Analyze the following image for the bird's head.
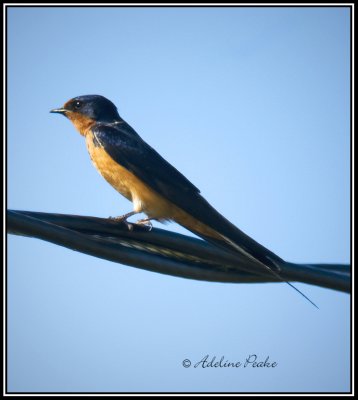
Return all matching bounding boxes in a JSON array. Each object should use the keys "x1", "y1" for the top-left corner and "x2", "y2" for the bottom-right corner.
[{"x1": 51, "y1": 95, "x2": 121, "y2": 135}]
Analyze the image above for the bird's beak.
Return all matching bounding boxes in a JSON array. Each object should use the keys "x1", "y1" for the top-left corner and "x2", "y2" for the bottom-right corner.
[{"x1": 50, "y1": 107, "x2": 67, "y2": 115}]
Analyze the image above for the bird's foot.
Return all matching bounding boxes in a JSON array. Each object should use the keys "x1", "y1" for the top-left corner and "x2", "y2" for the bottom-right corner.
[
  {"x1": 108, "y1": 211, "x2": 138, "y2": 231},
  {"x1": 135, "y1": 218, "x2": 153, "y2": 231}
]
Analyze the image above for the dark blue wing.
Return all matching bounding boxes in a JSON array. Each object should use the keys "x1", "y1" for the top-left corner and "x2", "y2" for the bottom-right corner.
[{"x1": 92, "y1": 122, "x2": 200, "y2": 198}]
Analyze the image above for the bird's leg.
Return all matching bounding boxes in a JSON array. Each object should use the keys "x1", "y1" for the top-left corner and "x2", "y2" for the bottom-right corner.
[
  {"x1": 109, "y1": 211, "x2": 139, "y2": 231},
  {"x1": 109, "y1": 210, "x2": 138, "y2": 221}
]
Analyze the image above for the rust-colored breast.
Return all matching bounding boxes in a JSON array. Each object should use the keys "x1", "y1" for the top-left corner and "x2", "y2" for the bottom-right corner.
[{"x1": 85, "y1": 132, "x2": 171, "y2": 216}]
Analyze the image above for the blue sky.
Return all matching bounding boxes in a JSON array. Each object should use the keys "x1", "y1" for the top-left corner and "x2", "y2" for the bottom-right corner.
[{"x1": 7, "y1": 6, "x2": 350, "y2": 393}]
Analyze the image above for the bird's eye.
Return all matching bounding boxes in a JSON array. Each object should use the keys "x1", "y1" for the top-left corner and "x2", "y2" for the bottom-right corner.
[{"x1": 74, "y1": 101, "x2": 82, "y2": 109}]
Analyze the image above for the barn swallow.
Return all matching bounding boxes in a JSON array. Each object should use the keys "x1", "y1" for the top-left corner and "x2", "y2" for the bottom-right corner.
[{"x1": 51, "y1": 95, "x2": 317, "y2": 307}]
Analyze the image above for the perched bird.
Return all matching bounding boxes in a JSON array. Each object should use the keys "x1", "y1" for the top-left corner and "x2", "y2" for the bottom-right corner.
[{"x1": 51, "y1": 94, "x2": 316, "y2": 306}]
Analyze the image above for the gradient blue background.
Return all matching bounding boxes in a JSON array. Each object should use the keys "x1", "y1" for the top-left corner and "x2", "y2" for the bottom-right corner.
[{"x1": 7, "y1": 6, "x2": 350, "y2": 393}]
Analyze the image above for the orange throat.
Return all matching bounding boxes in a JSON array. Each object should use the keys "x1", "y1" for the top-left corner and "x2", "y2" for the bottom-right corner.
[{"x1": 66, "y1": 111, "x2": 96, "y2": 136}]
